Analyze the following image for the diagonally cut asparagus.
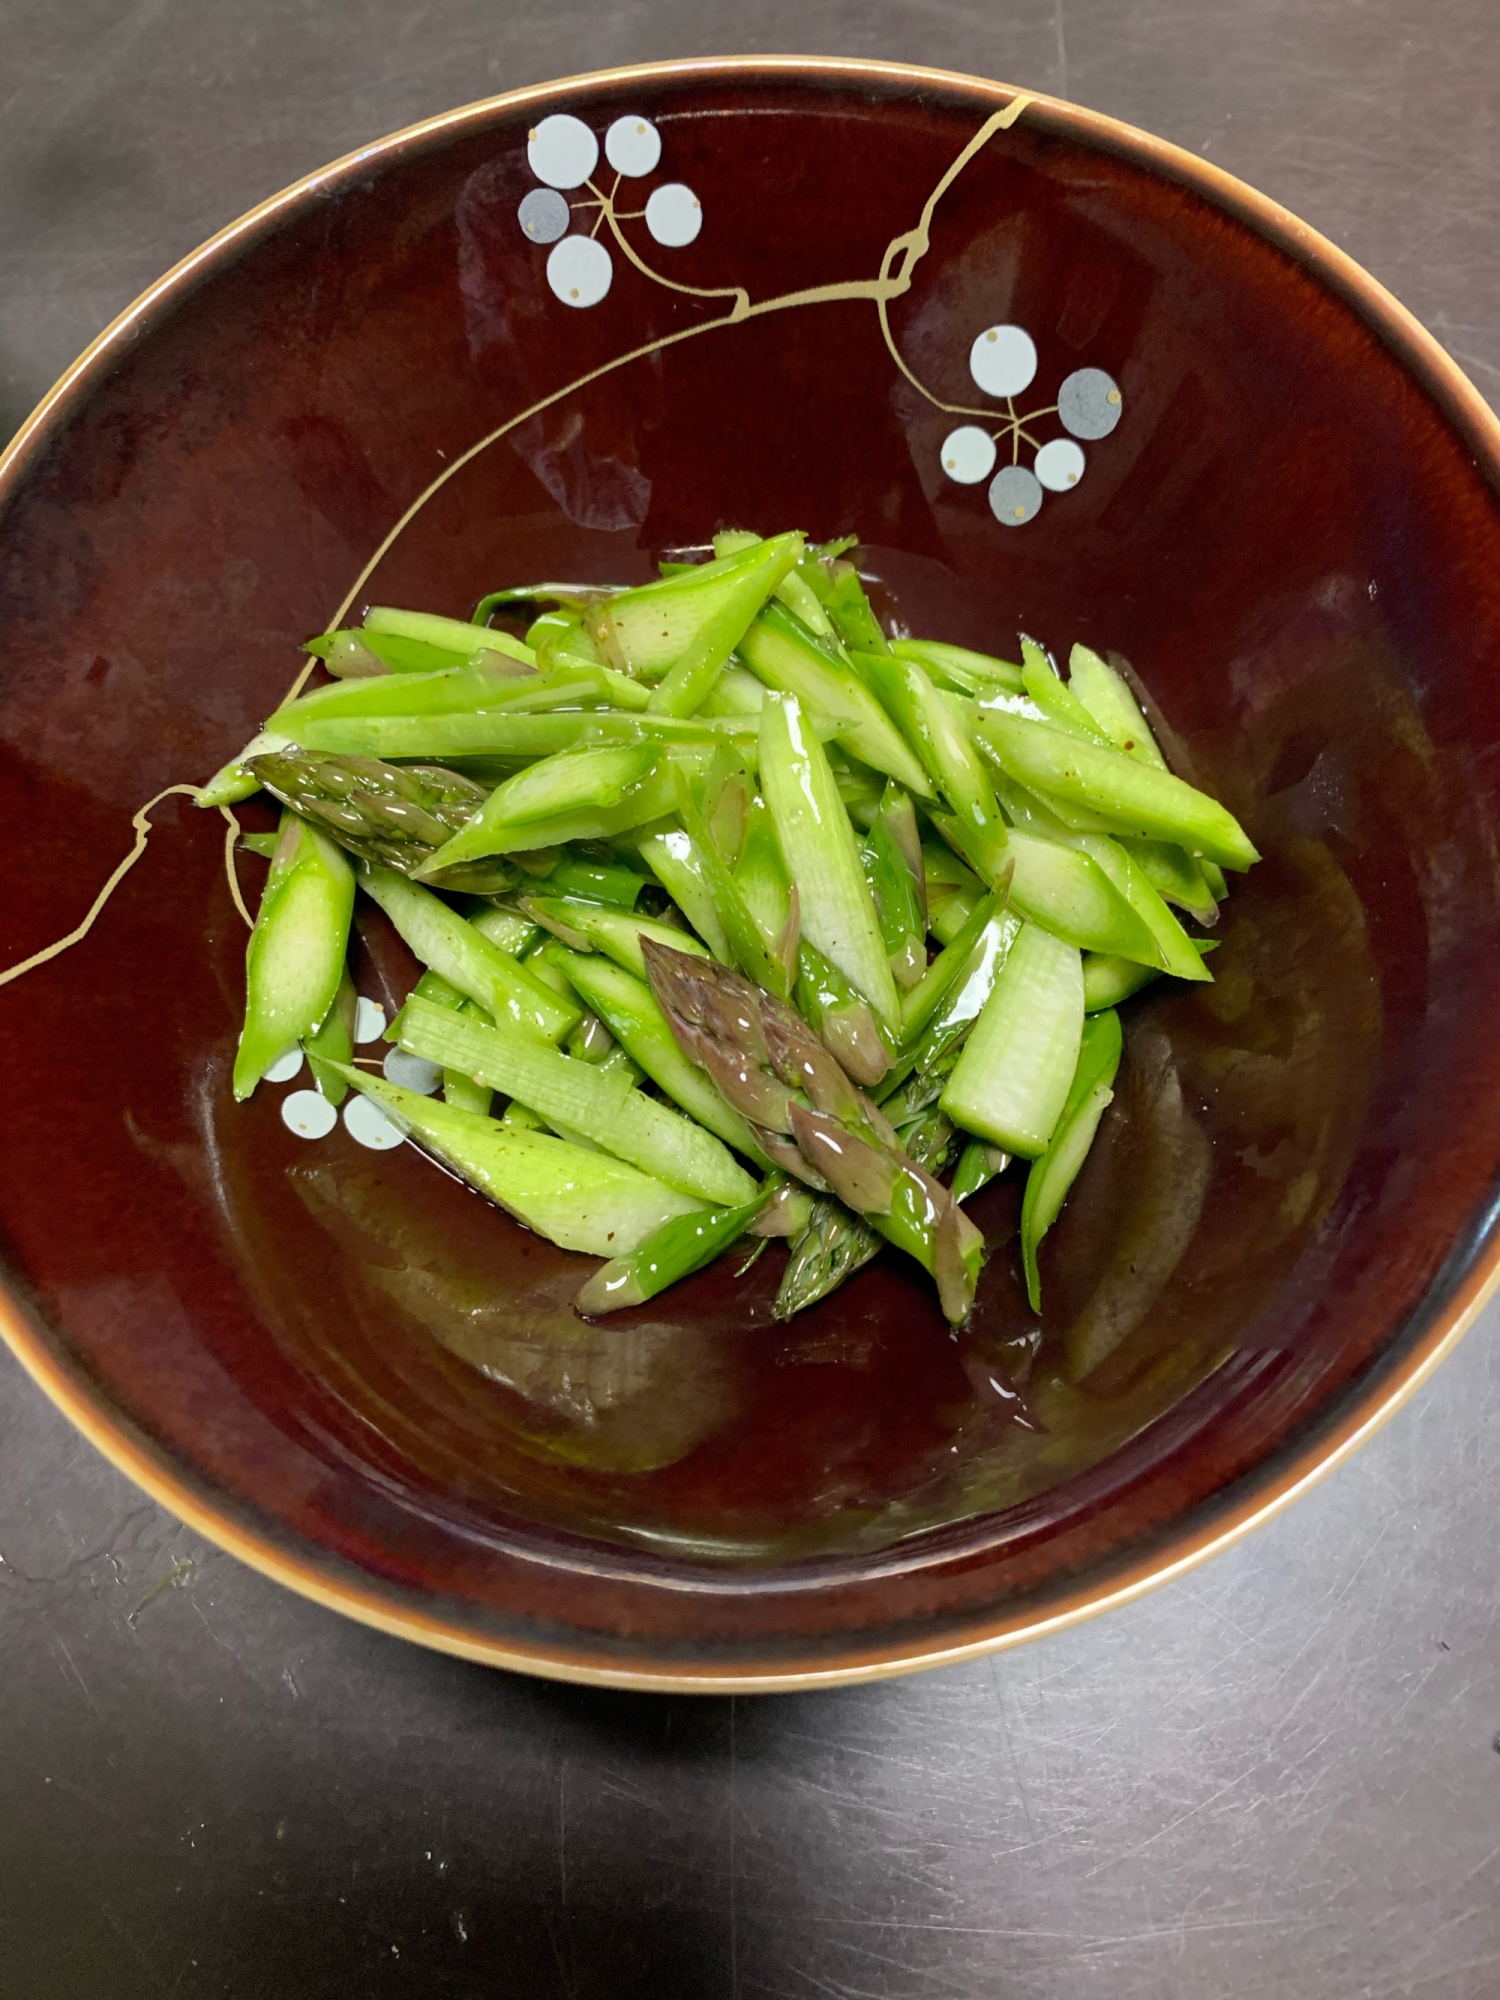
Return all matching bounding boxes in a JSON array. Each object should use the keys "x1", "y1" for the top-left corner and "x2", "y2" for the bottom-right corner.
[
  {"x1": 329, "y1": 1065, "x2": 704, "y2": 1255},
  {"x1": 247, "y1": 749, "x2": 518, "y2": 892},
  {"x1": 640, "y1": 939, "x2": 983, "y2": 1321},
  {"x1": 775, "y1": 1103, "x2": 959, "y2": 1319}
]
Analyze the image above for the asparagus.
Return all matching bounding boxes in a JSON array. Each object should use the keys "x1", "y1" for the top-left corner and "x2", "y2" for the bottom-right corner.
[
  {"x1": 775, "y1": 1103, "x2": 959, "y2": 1318},
  {"x1": 247, "y1": 749, "x2": 518, "y2": 893},
  {"x1": 576, "y1": 1185, "x2": 776, "y2": 1314},
  {"x1": 975, "y1": 710, "x2": 1260, "y2": 872},
  {"x1": 396, "y1": 994, "x2": 759, "y2": 1206},
  {"x1": 304, "y1": 965, "x2": 358, "y2": 1107},
  {"x1": 329, "y1": 1065, "x2": 705, "y2": 1255},
  {"x1": 1020, "y1": 1008, "x2": 1123, "y2": 1309},
  {"x1": 233, "y1": 813, "x2": 354, "y2": 1100},
  {"x1": 640, "y1": 940, "x2": 983, "y2": 1321},
  {"x1": 759, "y1": 691, "x2": 900, "y2": 1035},
  {"x1": 359, "y1": 862, "x2": 580, "y2": 1044}
]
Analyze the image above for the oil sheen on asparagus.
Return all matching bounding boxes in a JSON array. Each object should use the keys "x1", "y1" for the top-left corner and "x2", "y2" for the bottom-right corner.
[{"x1": 206, "y1": 530, "x2": 1255, "y2": 1325}]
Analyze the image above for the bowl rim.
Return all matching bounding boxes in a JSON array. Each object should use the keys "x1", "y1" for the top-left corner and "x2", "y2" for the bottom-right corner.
[{"x1": 4, "y1": 53, "x2": 1499, "y2": 1694}]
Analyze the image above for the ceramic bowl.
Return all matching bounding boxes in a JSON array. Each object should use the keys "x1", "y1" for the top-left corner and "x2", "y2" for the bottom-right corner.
[{"x1": 4, "y1": 58, "x2": 1500, "y2": 1691}]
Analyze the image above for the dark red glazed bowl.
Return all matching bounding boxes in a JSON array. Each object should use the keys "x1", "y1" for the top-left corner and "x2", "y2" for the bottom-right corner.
[{"x1": 4, "y1": 58, "x2": 1500, "y2": 1690}]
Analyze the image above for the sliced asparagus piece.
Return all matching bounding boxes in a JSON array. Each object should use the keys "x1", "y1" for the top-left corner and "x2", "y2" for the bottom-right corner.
[
  {"x1": 585, "y1": 536, "x2": 801, "y2": 681},
  {"x1": 364, "y1": 605, "x2": 536, "y2": 668},
  {"x1": 950, "y1": 1140, "x2": 1010, "y2": 1204},
  {"x1": 891, "y1": 637, "x2": 1025, "y2": 694},
  {"x1": 940, "y1": 921, "x2": 1084, "y2": 1157},
  {"x1": 759, "y1": 692, "x2": 900, "y2": 1035},
  {"x1": 266, "y1": 656, "x2": 547, "y2": 735},
  {"x1": 641, "y1": 940, "x2": 983, "y2": 1320},
  {"x1": 415, "y1": 742, "x2": 659, "y2": 876},
  {"x1": 284, "y1": 710, "x2": 751, "y2": 761},
  {"x1": 774, "y1": 1103, "x2": 958, "y2": 1318},
  {"x1": 397, "y1": 995, "x2": 759, "y2": 1207},
  {"x1": 360, "y1": 862, "x2": 579, "y2": 1043},
  {"x1": 794, "y1": 940, "x2": 891, "y2": 1088},
  {"x1": 976, "y1": 711, "x2": 1259, "y2": 872},
  {"x1": 233, "y1": 813, "x2": 355, "y2": 1100},
  {"x1": 735, "y1": 603, "x2": 933, "y2": 797},
  {"x1": 638, "y1": 829, "x2": 732, "y2": 961},
  {"x1": 1018, "y1": 636, "x2": 1114, "y2": 743},
  {"x1": 933, "y1": 811, "x2": 1165, "y2": 965},
  {"x1": 247, "y1": 749, "x2": 518, "y2": 893},
  {"x1": 304, "y1": 965, "x2": 357, "y2": 1106},
  {"x1": 1020, "y1": 1008, "x2": 1123, "y2": 1309},
  {"x1": 858, "y1": 650, "x2": 1006, "y2": 845},
  {"x1": 647, "y1": 532, "x2": 804, "y2": 716},
  {"x1": 520, "y1": 895, "x2": 713, "y2": 981},
  {"x1": 576, "y1": 1185, "x2": 776, "y2": 1313},
  {"x1": 329, "y1": 1065, "x2": 703, "y2": 1255},
  {"x1": 878, "y1": 908, "x2": 1022, "y2": 1120},
  {"x1": 550, "y1": 948, "x2": 769, "y2": 1163}
]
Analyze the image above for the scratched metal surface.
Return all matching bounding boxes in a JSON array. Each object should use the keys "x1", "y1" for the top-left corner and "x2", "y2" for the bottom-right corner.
[{"x1": 3, "y1": 5, "x2": 1500, "y2": 1996}]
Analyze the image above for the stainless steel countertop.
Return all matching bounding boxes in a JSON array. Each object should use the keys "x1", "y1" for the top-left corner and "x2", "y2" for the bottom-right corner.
[{"x1": 3, "y1": 6, "x2": 1498, "y2": 1995}]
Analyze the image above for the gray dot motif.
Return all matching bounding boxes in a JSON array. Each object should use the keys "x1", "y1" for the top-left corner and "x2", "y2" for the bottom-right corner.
[
  {"x1": 1058, "y1": 367, "x2": 1124, "y2": 440},
  {"x1": 989, "y1": 465, "x2": 1043, "y2": 526},
  {"x1": 518, "y1": 187, "x2": 570, "y2": 245}
]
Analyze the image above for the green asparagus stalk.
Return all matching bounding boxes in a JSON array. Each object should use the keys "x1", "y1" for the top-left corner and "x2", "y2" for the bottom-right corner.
[
  {"x1": 265, "y1": 656, "x2": 547, "y2": 737},
  {"x1": 975, "y1": 711, "x2": 1260, "y2": 871},
  {"x1": 466, "y1": 904, "x2": 541, "y2": 957},
  {"x1": 304, "y1": 965, "x2": 358, "y2": 1106},
  {"x1": 328, "y1": 1065, "x2": 704, "y2": 1255},
  {"x1": 673, "y1": 773, "x2": 795, "y2": 997},
  {"x1": 861, "y1": 786, "x2": 927, "y2": 991},
  {"x1": 735, "y1": 603, "x2": 933, "y2": 797},
  {"x1": 933, "y1": 811, "x2": 1164, "y2": 965},
  {"x1": 363, "y1": 604, "x2": 536, "y2": 668},
  {"x1": 282, "y1": 710, "x2": 754, "y2": 762},
  {"x1": 898, "y1": 890, "x2": 1000, "y2": 1044},
  {"x1": 646, "y1": 532, "x2": 804, "y2": 716},
  {"x1": 878, "y1": 908, "x2": 1022, "y2": 1120},
  {"x1": 549, "y1": 948, "x2": 769, "y2": 1163},
  {"x1": 246, "y1": 749, "x2": 519, "y2": 892},
  {"x1": 576, "y1": 1185, "x2": 776, "y2": 1314},
  {"x1": 794, "y1": 940, "x2": 891, "y2": 1088},
  {"x1": 941, "y1": 921, "x2": 1085, "y2": 1157},
  {"x1": 640, "y1": 940, "x2": 983, "y2": 1320},
  {"x1": 759, "y1": 692, "x2": 900, "y2": 1035},
  {"x1": 1020, "y1": 1008, "x2": 1123, "y2": 1308},
  {"x1": 583, "y1": 536, "x2": 800, "y2": 682},
  {"x1": 359, "y1": 862, "x2": 579, "y2": 1043},
  {"x1": 233, "y1": 813, "x2": 355, "y2": 1100},
  {"x1": 396, "y1": 995, "x2": 759, "y2": 1207},
  {"x1": 543, "y1": 855, "x2": 646, "y2": 908},
  {"x1": 195, "y1": 731, "x2": 298, "y2": 809},
  {"x1": 638, "y1": 829, "x2": 732, "y2": 961},
  {"x1": 305, "y1": 628, "x2": 471, "y2": 675},
  {"x1": 818, "y1": 561, "x2": 890, "y2": 655},
  {"x1": 413, "y1": 742, "x2": 659, "y2": 877},
  {"x1": 891, "y1": 637, "x2": 1025, "y2": 695},
  {"x1": 1018, "y1": 636, "x2": 1115, "y2": 743},
  {"x1": 712, "y1": 530, "x2": 841, "y2": 640},
  {"x1": 858, "y1": 650, "x2": 1006, "y2": 845},
  {"x1": 950, "y1": 1140, "x2": 1011, "y2": 1204},
  {"x1": 774, "y1": 1103, "x2": 959, "y2": 1318},
  {"x1": 520, "y1": 894, "x2": 713, "y2": 981}
]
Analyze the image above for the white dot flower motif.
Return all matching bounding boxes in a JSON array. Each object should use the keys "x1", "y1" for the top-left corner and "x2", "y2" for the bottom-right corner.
[
  {"x1": 518, "y1": 113, "x2": 703, "y2": 310},
  {"x1": 937, "y1": 322, "x2": 1124, "y2": 527}
]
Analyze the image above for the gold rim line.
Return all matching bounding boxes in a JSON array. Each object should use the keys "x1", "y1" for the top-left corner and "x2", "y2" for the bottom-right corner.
[{"x1": 2, "y1": 55, "x2": 1500, "y2": 1687}]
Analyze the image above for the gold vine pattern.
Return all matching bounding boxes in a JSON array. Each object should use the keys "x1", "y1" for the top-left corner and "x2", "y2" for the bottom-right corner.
[{"x1": 0, "y1": 91, "x2": 1038, "y2": 987}]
